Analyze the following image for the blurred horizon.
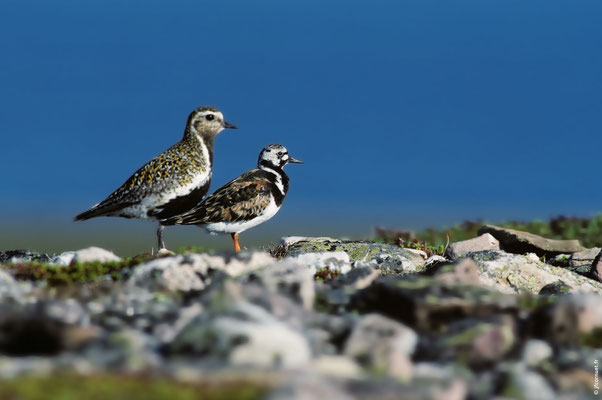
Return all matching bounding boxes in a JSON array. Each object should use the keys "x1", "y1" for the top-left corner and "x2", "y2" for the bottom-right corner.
[{"x1": 2, "y1": 0, "x2": 602, "y2": 254}]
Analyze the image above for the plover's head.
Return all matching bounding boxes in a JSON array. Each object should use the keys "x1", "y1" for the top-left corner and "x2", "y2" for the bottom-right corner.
[
  {"x1": 258, "y1": 144, "x2": 303, "y2": 169},
  {"x1": 187, "y1": 106, "x2": 236, "y2": 137}
]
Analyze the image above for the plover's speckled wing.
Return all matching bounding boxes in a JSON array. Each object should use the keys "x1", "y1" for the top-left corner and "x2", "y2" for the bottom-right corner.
[
  {"x1": 165, "y1": 169, "x2": 275, "y2": 226},
  {"x1": 75, "y1": 139, "x2": 210, "y2": 221}
]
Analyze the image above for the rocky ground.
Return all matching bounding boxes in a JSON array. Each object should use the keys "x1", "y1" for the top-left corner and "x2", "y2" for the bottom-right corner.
[{"x1": 1, "y1": 226, "x2": 602, "y2": 399}]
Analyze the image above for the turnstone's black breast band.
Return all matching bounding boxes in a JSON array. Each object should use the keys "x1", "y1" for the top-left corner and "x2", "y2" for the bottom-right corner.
[{"x1": 161, "y1": 144, "x2": 302, "y2": 252}]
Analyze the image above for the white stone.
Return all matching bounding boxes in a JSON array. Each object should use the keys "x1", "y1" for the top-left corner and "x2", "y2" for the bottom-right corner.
[
  {"x1": 128, "y1": 251, "x2": 275, "y2": 292},
  {"x1": 214, "y1": 302, "x2": 311, "y2": 368},
  {"x1": 522, "y1": 339, "x2": 553, "y2": 367},
  {"x1": 52, "y1": 247, "x2": 121, "y2": 266},
  {"x1": 311, "y1": 355, "x2": 363, "y2": 379},
  {"x1": 284, "y1": 251, "x2": 352, "y2": 274}
]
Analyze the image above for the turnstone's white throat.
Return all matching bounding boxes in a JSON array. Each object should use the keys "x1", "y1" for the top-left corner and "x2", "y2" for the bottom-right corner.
[
  {"x1": 162, "y1": 144, "x2": 303, "y2": 252},
  {"x1": 74, "y1": 106, "x2": 237, "y2": 253}
]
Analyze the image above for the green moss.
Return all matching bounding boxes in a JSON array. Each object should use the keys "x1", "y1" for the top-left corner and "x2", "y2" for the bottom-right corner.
[
  {"x1": 0, "y1": 374, "x2": 267, "y2": 400},
  {"x1": 0, "y1": 253, "x2": 155, "y2": 285},
  {"x1": 175, "y1": 246, "x2": 214, "y2": 255},
  {"x1": 581, "y1": 328, "x2": 602, "y2": 347}
]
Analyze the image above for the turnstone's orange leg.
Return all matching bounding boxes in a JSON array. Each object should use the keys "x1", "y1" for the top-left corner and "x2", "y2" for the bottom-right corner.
[{"x1": 231, "y1": 233, "x2": 241, "y2": 252}]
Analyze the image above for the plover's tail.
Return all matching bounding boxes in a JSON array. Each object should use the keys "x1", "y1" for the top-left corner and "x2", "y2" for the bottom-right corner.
[{"x1": 74, "y1": 201, "x2": 135, "y2": 221}]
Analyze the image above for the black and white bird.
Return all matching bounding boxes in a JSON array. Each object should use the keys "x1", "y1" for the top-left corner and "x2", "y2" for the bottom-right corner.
[
  {"x1": 74, "y1": 106, "x2": 236, "y2": 253},
  {"x1": 162, "y1": 144, "x2": 302, "y2": 252}
]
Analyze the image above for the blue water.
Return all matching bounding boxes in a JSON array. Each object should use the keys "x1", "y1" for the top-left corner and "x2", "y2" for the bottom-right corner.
[{"x1": 2, "y1": 0, "x2": 602, "y2": 246}]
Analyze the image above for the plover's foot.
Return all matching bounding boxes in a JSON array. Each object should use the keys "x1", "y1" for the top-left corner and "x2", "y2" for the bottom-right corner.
[{"x1": 157, "y1": 248, "x2": 176, "y2": 257}]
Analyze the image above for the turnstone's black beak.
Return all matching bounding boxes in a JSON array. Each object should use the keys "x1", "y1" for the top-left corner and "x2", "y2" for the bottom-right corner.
[
  {"x1": 288, "y1": 156, "x2": 304, "y2": 164},
  {"x1": 223, "y1": 121, "x2": 237, "y2": 129}
]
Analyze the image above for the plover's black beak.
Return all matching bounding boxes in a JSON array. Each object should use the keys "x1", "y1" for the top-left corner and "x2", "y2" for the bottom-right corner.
[
  {"x1": 288, "y1": 156, "x2": 304, "y2": 164},
  {"x1": 223, "y1": 121, "x2": 237, "y2": 129}
]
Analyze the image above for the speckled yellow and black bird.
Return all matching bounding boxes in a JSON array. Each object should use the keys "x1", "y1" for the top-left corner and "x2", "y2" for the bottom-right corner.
[
  {"x1": 162, "y1": 144, "x2": 302, "y2": 252},
  {"x1": 74, "y1": 106, "x2": 236, "y2": 253}
]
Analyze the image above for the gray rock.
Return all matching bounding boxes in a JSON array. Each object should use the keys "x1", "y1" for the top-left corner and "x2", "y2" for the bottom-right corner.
[
  {"x1": 445, "y1": 233, "x2": 500, "y2": 260},
  {"x1": 316, "y1": 266, "x2": 380, "y2": 310},
  {"x1": 169, "y1": 301, "x2": 311, "y2": 368},
  {"x1": 436, "y1": 316, "x2": 516, "y2": 366},
  {"x1": 83, "y1": 328, "x2": 160, "y2": 371},
  {"x1": 128, "y1": 251, "x2": 274, "y2": 292},
  {"x1": 551, "y1": 247, "x2": 601, "y2": 269},
  {"x1": 0, "y1": 250, "x2": 52, "y2": 264},
  {"x1": 478, "y1": 225, "x2": 585, "y2": 256},
  {"x1": 310, "y1": 355, "x2": 363, "y2": 379},
  {"x1": 591, "y1": 248, "x2": 602, "y2": 282},
  {"x1": 500, "y1": 364, "x2": 556, "y2": 400},
  {"x1": 251, "y1": 259, "x2": 315, "y2": 309},
  {"x1": 351, "y1": 274, "x2": 519, "y2": 332},
  {"x1": 467, "y1": 251, "x2": 602, "y2": 294},
  {"x1": 344, "y1": 313, "x2": 417, "y2": 380},
  {"x1": 0, "y1": 269, "x2": 22, "y2": 301},
  {"x1": 283, "y1": 251, "x2": 352, "y2": 274},
  {"x1": 432, "y1": 258, "x2": 482, "y2": 286},
  {"x1": 522, "y1": 339, "x2": 553, "y2": 367},
  {"x1": 285, "y1": 237, "x2": 425, "y2": 273},
  {"x1": 268, "y1": 373, "x2": 355, "y2": 400}
]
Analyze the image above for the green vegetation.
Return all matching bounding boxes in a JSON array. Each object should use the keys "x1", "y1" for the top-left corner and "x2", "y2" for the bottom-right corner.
[
  {"x1": 314, "y1": 266, "x2": 340, "y2": 282},
  {"x1": 175, "y1": 246, "x2": 214, "y2": 255},
  {"x1": 0, "y1": 253, "x2": 156, "y2": 285},
  {"x1": 377, "y1": 215, "x2": 602, "y2": 249},
  {"x1": 0, "y1": 374, "x2": 267, "y2": 400}
]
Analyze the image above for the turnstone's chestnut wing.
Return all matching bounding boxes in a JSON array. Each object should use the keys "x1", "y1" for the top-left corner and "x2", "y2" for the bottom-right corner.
[{"x1": 168, "y1": 170, "x2": 273, "y2": 225}]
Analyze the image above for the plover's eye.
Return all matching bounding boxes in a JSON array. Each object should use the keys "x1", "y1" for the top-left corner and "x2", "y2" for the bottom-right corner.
[{"x1": 205, "y1": 114, "x2": 215, "y2": 121}]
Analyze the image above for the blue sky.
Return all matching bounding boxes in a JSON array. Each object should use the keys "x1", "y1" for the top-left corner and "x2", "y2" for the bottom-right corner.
[{"x1": 2, "y1": 0, "x2": 602, "y2": 252}]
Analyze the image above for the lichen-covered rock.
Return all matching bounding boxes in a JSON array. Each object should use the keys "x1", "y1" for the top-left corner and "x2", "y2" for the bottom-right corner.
[
  {"x1": 283, "y1": 251, "x2": 352, "y2": 274},
  {"x1": 466, "y1": 251, "x2": 602, "y2": 294},
  {"x1": 128, "y1": 251, "x2": 274, "y2": 292},
  {"x1": 344, "y1": 313, "x2": 417, "y2": 381},
  {"x1": 529, "y1": 294, "x2": 602, "y2": 347},
  {"x1": 168, "y1": 301, "x2": 311, "y2": 368},
  {"x1": 285, "y1": 238, "x2": 425, "y2": 273},
  {"x1": 445, "y1": 233, "x2": 499, "y2": 260},
  {"x1": 478, "y1": 225, "x2": 585, "y2": 256},
  {"x1": 249, "y1": 258, "x2": 315, "y2": 309},
  {"x1": 351, "y1": 275, "x2": 520, "y2": 331},
  {"x1": 436, "y1": 316, "x2": 516, "y2": 366}
]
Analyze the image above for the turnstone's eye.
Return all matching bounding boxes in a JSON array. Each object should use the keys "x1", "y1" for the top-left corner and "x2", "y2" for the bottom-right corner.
[
  {"x1": 205, "y1": 114, "x2": 215, "y2": 121},
  {"x1": 277, "y1": 152, "x2": 283, "y2": 156}
]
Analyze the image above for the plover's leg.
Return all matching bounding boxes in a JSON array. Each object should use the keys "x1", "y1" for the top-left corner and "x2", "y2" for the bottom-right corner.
[
  {"x1": 157, "y1": 224, "x2": 175, "y2": 256},
  {"x1": 157, "y1": 224, "x2": 166, "y2": 250},
  {"x1": 231, "y1": 233, "x2": 241, "y2": 253}
]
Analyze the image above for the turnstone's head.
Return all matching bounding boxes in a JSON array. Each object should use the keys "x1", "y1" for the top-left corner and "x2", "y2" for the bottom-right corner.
[
  {"x1": 258, "y1": 144, "x2": 303, "y2": 169},
  {"x1": 187, "y1": 106, "x2": 237, "y2": 137}
]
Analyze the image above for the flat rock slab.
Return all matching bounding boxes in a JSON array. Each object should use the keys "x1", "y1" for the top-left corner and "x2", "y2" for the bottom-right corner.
[
  {"x1": 466, "y1": 251, "x2": 602, "y2": 295},
  {"x1": 478, "y1": 225, "x2": 585, "y2": 256},
  {"x1": 284, "y1": 238, "x2": 425, "y2": 273},
  {"x1": 445, "y1": 233, "x2": 500, "y2": 260}
]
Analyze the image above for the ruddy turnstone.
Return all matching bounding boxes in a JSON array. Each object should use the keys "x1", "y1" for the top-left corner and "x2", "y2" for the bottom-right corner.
[
  {"x1": 162, "y1": 144, "x2": 302, "y2": 252},
  {"x1": 74, "y1": 106, "x2": 236, "y2": 253}
]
